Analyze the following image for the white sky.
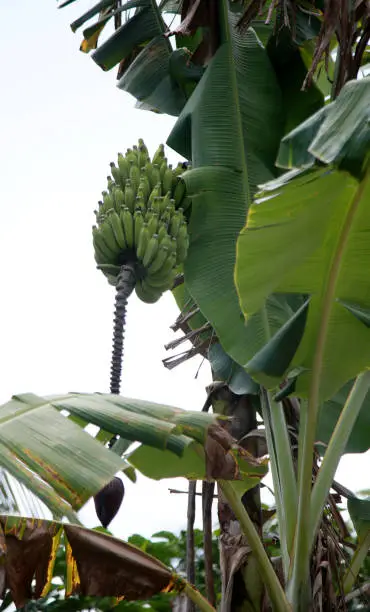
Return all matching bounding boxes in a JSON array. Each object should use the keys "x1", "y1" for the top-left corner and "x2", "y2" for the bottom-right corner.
[{"x1": 0, "y1": 0, "x2": 368, "y2": 541}]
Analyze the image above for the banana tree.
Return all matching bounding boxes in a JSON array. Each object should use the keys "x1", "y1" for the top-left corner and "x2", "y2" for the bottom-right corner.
[{"x1": 12, "y1": 0, "x2": 368, "y2": 610}]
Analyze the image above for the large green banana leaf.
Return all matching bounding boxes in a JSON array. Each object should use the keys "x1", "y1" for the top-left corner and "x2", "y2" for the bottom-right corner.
[
  {"x1": 0, "y1": 393, "x2": 266, "y2": 519},
  {"x1": 167, "y1": 4, "x2": 313, "y2": 383},
  {"x1": 0, "y1": 515, "x2": 176, "y2": 609},
  {"x1": 235, "y1": 78, "x2": 370, "y2": 399}
]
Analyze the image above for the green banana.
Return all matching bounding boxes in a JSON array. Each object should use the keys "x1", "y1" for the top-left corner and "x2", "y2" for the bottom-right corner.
[
  {"x1": 110, "y1": 162, "x2": 122, "y2": 188},
  {"x1": 134, "y1": 210, "x2": 144, "y2": 247},
  {"x1": 150, "y1": 165, "x2": 161, "y2": 190},
  {"x1": 113, "y1": 187, "x2": 125, "y2": 211},
  {"x1": 135, "y1": 196, "x2": 146, "y2": 214},
  {"x1": 108, "y1": 211, "x2": 127, "y2": 250},
  {"x1": 138, "y1": 138, "x2": 149, "y2": 157},
  {"x1": 160, "y1": 207, "x2": 172, "y2": 227},
  {"x1": 176, "y1": 223, "x2": 189, "y2": 264},
  {"x1": 157, "y1": 223, "x2": 168, "y2": 243},
  {"x1": 139, "y1": 170, "x2": 150, "y2": 201},
  {"x1": 130, "y1": 162, "x2": 141, "y2": 193},
  {"x1": 169, "y1": 211, "x2": 182, "y2": 238},
  {"x1": 162, "y1": 167, "x2": 173, "y2": 194},
  {"x1": 107, "y1": 176, "x2": 115, "y2": 193},
  {"x1": 135, "y1": 280, "x2": 162, "y2": 304},
  {"x1": 148, "y1": 251, "x2": 176, "y2": 280},
  {"x1": 151, "y1": 196, "x2": 161, "y2": 215},
  {"x1": 124, "y1": 180, "x2": 135, "y2": 213},
  {"x1": 99, "y1": 219, "x2": 121, "y2": 257},
  {"x1": 152, "y1": 144, "x2": 165, "y2": 167},
  {"x1": 174, "y1": 162, "x2": 186, "y2": 177},
  {"x1": 142, "y1": 234, "x2": 159, "y2": 268},
  {"x1": 158, "y1": 234, "x2": 174, "y2": 254},
  {"x1": 159, "y1": 159, "x2": 168, "y2": 180},
  {"x1": 147, "y1": 212, "x2": 159, "y2": 237},
  {"x1": 148, "y1": 244, "x2": 170, "y2": 274},
  {"x1": 136, "y1": 224, "x2": 150, "y2": 260},
  {"x1": 174, "y1": 178, "x2": 186, "y2": 206},
  {"x1": 148, "y1": 183, "x2": 162, "y2": 207},
  {"x1": 121, "y1": 207, "x2": 134, "y2": 249},
  {"x1": 138, "y1": 146, "x2": 148, "y2": 169},
  {"x1": 160, "y1": 192, "x2": 172, "y2": 214},
  {"x1": 96, "y1": 263, "x2": 121, "y2": 277},
  {"x1": 118, "y1": 153, "x2": 129, "y2": 182},
  {"x1": 92, "y1": 226, "x2": 116, "y2": 264},
  {"x1": 146, "y1": 263, "x2": 177, "y2": 290},
  {"x1": 126, "y1": 148, "x2": 137, "y2": 165},
  {"x1": 102, "y1": 191, "x2": 114, "y2": 214}
]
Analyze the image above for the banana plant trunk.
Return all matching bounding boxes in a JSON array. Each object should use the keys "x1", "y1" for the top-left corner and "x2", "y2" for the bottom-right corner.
[{"x1": 212, "y1": 386, "x2": 265, "y2": 611}]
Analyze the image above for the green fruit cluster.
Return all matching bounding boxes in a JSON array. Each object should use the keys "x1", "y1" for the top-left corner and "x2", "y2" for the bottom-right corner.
[{"x1": 92, "y1": 140, "x2": 190, "y2": 303}]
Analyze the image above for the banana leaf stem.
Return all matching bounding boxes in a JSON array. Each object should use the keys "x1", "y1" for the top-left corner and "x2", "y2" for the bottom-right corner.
[
  {"x1": 267, "y1": 391, "x2": 297, "y2": 571},
  {"x1": 310, "y1": 370, "x2": 370, "y2": 544},
  {"x1": 177, "y1": 579, "x2": 216, "y2": 612},
  {"x1": 260, "y1": 390, "x2": 290, "y2": 578},
  {"x1": 219, "y1": 480, "x2": 291, "y2": 612}
]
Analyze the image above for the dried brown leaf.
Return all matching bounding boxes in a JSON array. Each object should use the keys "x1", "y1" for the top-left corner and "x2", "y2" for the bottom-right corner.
[{"x1": 64, "y1": 524, "x2": 173, "y2": 600}]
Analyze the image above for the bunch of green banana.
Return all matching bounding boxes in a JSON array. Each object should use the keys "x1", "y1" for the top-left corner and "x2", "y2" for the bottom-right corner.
[{"x1": 92, "y1": 140, "x2": 191, "y2": 303}]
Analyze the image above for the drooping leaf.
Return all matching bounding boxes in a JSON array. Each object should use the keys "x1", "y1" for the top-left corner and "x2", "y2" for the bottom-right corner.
[
  {"x1": 0, "y1": 517, "x2": 62, "y2": 607},
  {"x1": 276, "y1": 104, "x2": 332, "y2": 169},
  {"x1": 64, "y1": 524, "x2": 173, "y2": 599},
  {"x1": 0, "y1": 394, "x2": 124, "y2": 514},
  {"x1": 0, "y1": 516, "x2": 175, "y2": 609},
  {"x1": 80, "y1": 21, "x2": 108, "y2": 53},
  {"x1": 70, "y1": 0, "x2": 114, "y2": 33},
  {"x1": 309, "y1": 77, "x2": 370, "y2": 174},
  {"x1": 61, "y1": 0, "x2": 202, "y2": 115},
  {"x1": 0, "y1": 392, "x2": 220, "y2": 517},
  {"x1": 235, "y1": 161, "x2": 370, "y2": 399},
  {"x1": 117, "y1": 37, "x2": 188, "y2": 116},
  {"x1": 277, "y1": 78, "x2": 370, "y2": 174},
  {"x1": 91, "y1": 4, "x2": 163, "y2": 71}
]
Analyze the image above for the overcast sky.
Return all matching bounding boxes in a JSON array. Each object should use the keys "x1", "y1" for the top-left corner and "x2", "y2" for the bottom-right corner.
[{"x1": 0, "y1": 0, "x2": 368, "y2": 541}]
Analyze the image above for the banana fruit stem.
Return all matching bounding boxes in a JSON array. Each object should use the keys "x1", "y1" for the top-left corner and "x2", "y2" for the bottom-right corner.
[{"x1": 110, "y1": 262, "x2": 137, "y2": 395}]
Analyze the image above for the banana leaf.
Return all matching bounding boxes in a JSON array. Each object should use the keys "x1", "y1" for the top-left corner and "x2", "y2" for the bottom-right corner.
[
  {"x1": 0, "y1": 516, "x2": 174, "y2": 609},
  {"x1": 167, "y1": 5, "x2": 312, "y2": 383},
  {"x1": 235, "y1": 78, "x2": 370, "y2": 399},
  {"x1": 235, "y1": 161, "x2": 370, "y2": 400},
  {"x1": 278, "y1": 78, "x2": 370, "y2": 172},
  {"x1": 59, "y1": 0, "x2": 202, "y2": 115},
  {"x1": 0, "y1": 393, "x2": 266, "y2": 518},
  {"x1": 208, "y1": 343, "x2": 259, "y2": 395}
]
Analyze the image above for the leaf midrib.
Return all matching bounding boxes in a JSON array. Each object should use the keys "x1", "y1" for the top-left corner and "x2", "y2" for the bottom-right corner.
[
  {"x1": 311, "y1": 165, "x2": 370, "y2": 404},
  {"x1": 0, "y1": 395, "x2": 72, "y2": 426}
]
